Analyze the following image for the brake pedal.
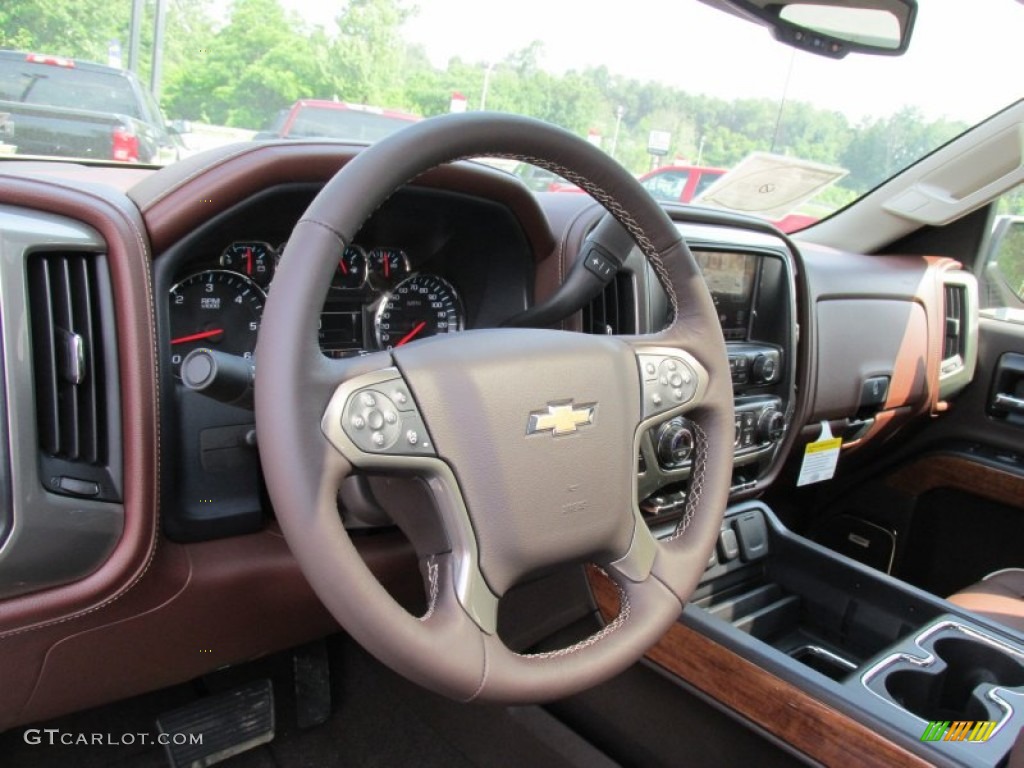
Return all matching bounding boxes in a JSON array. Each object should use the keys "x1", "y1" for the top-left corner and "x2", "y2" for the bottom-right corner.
[{"x1": 156, "y1": 679, "x2": 275, "y2": 768}]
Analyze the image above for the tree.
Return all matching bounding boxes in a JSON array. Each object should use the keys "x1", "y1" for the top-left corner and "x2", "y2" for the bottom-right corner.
[
  {"x1": 330, "y1": 0, "x2": 415, "y2": 105},
  {"x1": 0, "y1": 0, "x2": 126, "y2": 62},
  {"x1": 162, "y1": 0, "x2": 331, "y2": 126}
]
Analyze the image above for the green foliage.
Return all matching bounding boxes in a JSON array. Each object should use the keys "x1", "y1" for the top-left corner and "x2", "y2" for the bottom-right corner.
[
  {"x1": 162, "y1": 0, "x2": 330, "y2": 126},
  {"x1": 0, "y1": 0, "x2": 126, "y2": 62}
]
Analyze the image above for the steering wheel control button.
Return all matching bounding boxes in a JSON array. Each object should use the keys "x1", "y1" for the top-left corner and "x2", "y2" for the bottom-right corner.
[
  {"x1": 342, "y1": 387, "x2": 404, "y2": 452},
  {"x1": 638, "y1": 353, "x2": 701, "y2": 418},
  {"x1": 332, "y1": 372, "x2": 436, "y2": 459},
  {"x1": 390, "y1": 384, "x2": 414, "y2": 411}
]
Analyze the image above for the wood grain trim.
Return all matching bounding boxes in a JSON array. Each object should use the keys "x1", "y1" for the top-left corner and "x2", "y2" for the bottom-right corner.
[
  {"x1": 886, "y1": 454, "x2": 1024, "y2": 510},
  {"x1": 588, "y1": 571, "x2": 930, "y2": 767}
]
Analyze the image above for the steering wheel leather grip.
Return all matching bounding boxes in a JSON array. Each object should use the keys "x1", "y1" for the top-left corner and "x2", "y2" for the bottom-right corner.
[{"x1": 256, "y1": 112, "x2": 733, "y2": 703}]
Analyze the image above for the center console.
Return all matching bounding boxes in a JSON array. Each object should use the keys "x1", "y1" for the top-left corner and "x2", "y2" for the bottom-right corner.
[
  {"x1": 672, "y1": 502, "x2": 1024, "y2": 766},
  {"x1": 637, "y1": 236, "x2": 797, "y2": 517}
]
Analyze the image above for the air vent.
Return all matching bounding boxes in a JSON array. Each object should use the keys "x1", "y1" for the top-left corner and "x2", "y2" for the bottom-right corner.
[
  {"x1": 943, "y1": 283, "x2": 966, "y2": 364},
  {"x1": 937, "y1": 272, "x2": 978, "y2": 402},
  {"x1": 28, "y1": 252, "x2": 106, "y2": 464},
  {"x1": 582, "y1": 273, "x2": 636, "y2": 335},
  {"x1": 27, "y1": 251, "x2": 120, "y2": 501}
]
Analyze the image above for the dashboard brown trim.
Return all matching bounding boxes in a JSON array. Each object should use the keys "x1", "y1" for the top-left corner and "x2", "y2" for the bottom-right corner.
[
  {"x1": 588, "y1": 569, "x2": 931, "y2": 767},
  {"x1": 129, "y1": 141, "x2": 558, "y2": 261},
  {"x1": 0, "y1": 175, "x2": 160, "y2": 637}
]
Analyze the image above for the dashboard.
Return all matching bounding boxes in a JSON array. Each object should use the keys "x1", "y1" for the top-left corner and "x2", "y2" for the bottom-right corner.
[
  {"x1": 165, "y1": 186, "x2": 534, "y2": 370},
  {"x1": 154, "y1": 176, "x2": 802, "y2": 542},
  {"x1": 155, "y1": 182, "x2": 536, "y2": 540},
  {"x1": 0, "y1": 141, "x2": 974, "y2": 734}
]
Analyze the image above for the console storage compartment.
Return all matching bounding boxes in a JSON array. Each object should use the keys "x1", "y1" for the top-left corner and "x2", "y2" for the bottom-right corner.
[{"x1": 687, "y1": 504, "x2": 942, "y2": 682}]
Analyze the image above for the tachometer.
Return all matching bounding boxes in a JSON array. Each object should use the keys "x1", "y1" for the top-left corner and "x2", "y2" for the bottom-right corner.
[
  {"x1": 375, "y1": 274, "x2": 463, "y2": 349},
  {"x1": 169, "y1": 270, "x2": 265, "y2": 376}
]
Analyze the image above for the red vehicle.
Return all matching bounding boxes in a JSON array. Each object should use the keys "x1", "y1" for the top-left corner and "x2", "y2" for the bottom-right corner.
[
  {"x1": 640, "y1": 164, "x2": 819, "y2": 232},
  {"x1": 638, "y1": 164, "x2": 727, "y2": 203},
  {"x1": 255, "y1": 100, "x2": 420, "y2": 143}
]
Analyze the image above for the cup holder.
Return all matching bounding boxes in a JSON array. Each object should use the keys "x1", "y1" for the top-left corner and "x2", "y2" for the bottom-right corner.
[{"x1": 883, "y1": 636, "x2": 1024, "y2": 722}]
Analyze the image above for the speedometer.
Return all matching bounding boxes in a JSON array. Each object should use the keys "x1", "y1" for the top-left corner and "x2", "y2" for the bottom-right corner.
[{"x1": 374, "y1": 274, "x2": 464, "y2": 349}]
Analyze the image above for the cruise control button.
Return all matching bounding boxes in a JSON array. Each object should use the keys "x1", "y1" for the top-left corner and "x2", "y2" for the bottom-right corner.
[
  {"x1": 360, "y1": 392, "x2": 376, "y2": 408},
  {"x1": 350, "y1": 415, "x2": 365, "y2": 430},
  {"x1": 367, "y1": 410, "x2": 385, "y2": 430},
  {"x1": 384, "y1": 411, "x2": 398, "y2": 425},
  {"x1": 372, "y1": 432, "x2": 385, "y2": 447},
  {"x1": 406, "y1": 430, "x2": 419, "y2": 445}
]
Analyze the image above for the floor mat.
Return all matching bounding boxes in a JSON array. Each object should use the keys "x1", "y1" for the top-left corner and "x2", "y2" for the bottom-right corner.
[{"x1": 0, "y1": 634, "x2": 603, "y2": 768}]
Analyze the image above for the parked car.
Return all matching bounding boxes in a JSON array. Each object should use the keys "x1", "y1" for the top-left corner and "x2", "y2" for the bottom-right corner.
[
  {"x1": 254, "y1": 99, "x2": 420, "y2": 142},
  {"x1": 0, "y1": 50, "x2": 182, "y2": 164},
  {"x1": 638, "y1": 163, "x2": 727, "y2": 203}
]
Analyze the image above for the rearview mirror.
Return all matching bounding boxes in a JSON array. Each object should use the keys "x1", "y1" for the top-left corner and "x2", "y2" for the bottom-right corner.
[{"x1": 699, "y1": 0, "x2": 916, "y2": 58}]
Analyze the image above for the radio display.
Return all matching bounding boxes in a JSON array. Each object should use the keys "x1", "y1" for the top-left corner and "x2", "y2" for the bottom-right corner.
[{"x1": 692, "y1": 250, "x2": 758, "y2": 339}]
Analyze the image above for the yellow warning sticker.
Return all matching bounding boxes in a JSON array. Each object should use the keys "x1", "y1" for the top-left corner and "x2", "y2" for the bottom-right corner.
[{"x1": 797, "y1": 422, "x2": 842, "y2": 486}]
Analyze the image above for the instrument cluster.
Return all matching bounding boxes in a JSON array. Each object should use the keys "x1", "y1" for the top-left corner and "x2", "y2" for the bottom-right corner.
[{"x1": 168, "y1": 239, "x2": 464, "y2": 375}]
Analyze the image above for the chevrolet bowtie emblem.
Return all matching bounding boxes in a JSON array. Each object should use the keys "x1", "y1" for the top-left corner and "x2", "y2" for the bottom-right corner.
[{"x1": 527, "y1": 402, "x2": 596, "y2": 436}]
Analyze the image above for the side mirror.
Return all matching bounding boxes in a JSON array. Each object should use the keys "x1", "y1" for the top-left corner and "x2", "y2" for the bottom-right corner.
[
  {"x1": 699, "y1": 0, "x2": 916, "y2": 58},
  {"x1": 985, "y1": 216, "x2": 1024, "y2": 308},
  {"x1": 168, "y1": 119, "x2": 193, "y2": 135}
]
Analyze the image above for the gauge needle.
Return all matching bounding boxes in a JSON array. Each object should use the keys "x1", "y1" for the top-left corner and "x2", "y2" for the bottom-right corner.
[
  {"x1": 383, "y1": 257, "x2": 390, "y2": 279},
  {"x1": 339, "y1": 258, "x2": 348, "y2": 275},
  {"x1": 172, "y1": 329, "x2": 224, "y2": 345},
  {"x1": 395, "y1": 321, "x2": 426, "y2": 347},
  {"x1": 246, "y1": 247, "x2": 253, "y2": 275}
]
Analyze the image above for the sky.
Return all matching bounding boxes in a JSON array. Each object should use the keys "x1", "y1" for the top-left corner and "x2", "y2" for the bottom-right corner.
[{"x1": 280, "y1": 0, "x2": 1022, "y2": 124}]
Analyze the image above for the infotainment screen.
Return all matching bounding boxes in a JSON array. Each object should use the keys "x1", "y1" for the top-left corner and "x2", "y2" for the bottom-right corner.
[{"x1": 692, "y1": 250, "x2": 758, "y2": 339}]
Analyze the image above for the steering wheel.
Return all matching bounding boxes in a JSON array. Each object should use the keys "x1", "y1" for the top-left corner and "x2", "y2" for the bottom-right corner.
[{"x1": 256, "y1": 113, "x2": 733, "y2": 703}]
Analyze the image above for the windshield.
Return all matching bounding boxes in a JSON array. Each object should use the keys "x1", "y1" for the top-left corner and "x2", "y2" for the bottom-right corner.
[{"x1": 0, "y1": 0, "x2": 1020, "y2": 228}]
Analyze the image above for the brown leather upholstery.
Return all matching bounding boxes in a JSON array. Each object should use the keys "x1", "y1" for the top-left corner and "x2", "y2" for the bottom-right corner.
[{"x1": 948, "y1": 569, "x2": 1024, "y2": 634}]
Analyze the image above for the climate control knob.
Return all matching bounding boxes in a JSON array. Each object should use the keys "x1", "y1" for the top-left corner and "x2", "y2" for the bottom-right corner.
[
  {"x1": 752, "y1": 354, "x2": 778, "y2": 384},
  {"x1": 757, "y1": 408, "x2": 785, "y2": 443},
  {"x1": 656, "y1": 419, "x2": 696, "y2": 468}
]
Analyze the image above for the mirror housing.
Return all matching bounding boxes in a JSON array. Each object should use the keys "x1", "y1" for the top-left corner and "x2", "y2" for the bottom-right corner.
[{"x1": 699, "y1": 0, "x2": 916, "y2": 59}]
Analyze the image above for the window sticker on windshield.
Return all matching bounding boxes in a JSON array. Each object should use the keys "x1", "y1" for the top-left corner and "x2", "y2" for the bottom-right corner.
[{"x1": 796, "y1": 421, "x2": 842, "y2": 487}]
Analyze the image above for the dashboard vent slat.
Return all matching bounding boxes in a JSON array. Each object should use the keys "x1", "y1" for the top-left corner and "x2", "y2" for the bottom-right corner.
[
  {"x1": 943, "y1": 283, "x2": 966, "y2": 363},
  {"x1": 28, "y1": 252, "x2": 107, "y2": 465},
  {"x1": 583, "y1": 273, "x2": 635, "y2": 336}
]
